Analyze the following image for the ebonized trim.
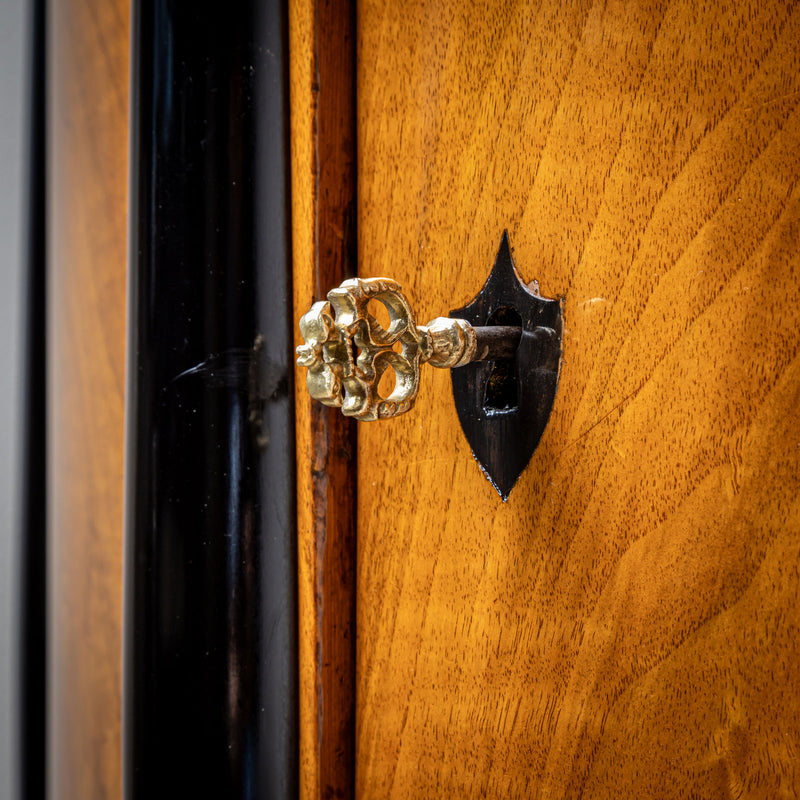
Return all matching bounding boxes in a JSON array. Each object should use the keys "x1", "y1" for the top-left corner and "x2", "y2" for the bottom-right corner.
[
  {"x1": 125, "y1": 2, "x2": 297, "y2": 796},
  {"x1": 18, "y1": 0, "x2": 47, "y2": 795}
]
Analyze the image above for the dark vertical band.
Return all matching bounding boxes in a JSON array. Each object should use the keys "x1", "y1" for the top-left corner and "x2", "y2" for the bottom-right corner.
[
  {"x1": 124, "y1": 2, "x2": 297, "y2": 797},
  {"x1": 310, "y1": 1, "x2": 358, "y2": 796},
  {"x1": 18, "y1": 0, "x2": 47, "y2": 797}
]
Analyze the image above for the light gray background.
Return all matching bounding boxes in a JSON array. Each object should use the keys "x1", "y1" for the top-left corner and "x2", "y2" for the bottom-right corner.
[{"x1": 0, "y1": 0, "x2": 28, "y2": 796}]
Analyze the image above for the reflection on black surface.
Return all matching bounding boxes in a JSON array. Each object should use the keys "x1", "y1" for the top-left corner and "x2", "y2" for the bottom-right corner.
[{"x1": 124, "y1": 2, "x2": 296, "y2": 797}]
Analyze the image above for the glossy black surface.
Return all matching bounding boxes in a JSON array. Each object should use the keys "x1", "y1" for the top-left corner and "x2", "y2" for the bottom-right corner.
[
  {"x1": 451, "y1": 232, "x2": 562, "y2": 501},
  {"x1": 18, "y1": 0, "x2": 47, "y2": 797},
  {"x1": 125, "y1": 2, "x2": 296, "y2": 797}
]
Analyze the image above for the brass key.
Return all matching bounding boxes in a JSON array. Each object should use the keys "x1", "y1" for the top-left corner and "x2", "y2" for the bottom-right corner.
[{"x1": 296, "y1": 277, "x2": 521, "y2": 421}]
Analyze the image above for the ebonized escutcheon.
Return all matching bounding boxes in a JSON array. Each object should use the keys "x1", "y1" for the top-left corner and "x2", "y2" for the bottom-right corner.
[{"x1": 450, "y1": 232, "x2": 562, "y2": 500}]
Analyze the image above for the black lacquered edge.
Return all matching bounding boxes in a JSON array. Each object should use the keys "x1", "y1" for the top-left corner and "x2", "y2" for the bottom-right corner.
[
  {"x1": 18, "y1": 0, "x2": 47, "y2": 797},
  {"x1": 124, "y1": 2, "x2": 297, "y2": 797}
]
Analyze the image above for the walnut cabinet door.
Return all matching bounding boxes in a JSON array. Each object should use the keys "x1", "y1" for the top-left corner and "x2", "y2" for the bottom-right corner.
[{"x1": 292, "y1": 2, "x2": 800, "y2": 799}]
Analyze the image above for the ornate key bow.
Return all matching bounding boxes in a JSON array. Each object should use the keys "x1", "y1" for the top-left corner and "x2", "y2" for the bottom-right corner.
[{"x1": 296, "y1": 278, "x2": 477, "y2": 420}]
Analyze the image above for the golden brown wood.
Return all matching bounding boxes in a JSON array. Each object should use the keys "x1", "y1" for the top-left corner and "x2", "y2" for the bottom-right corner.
[
  {"x1": 355, "y1": 1, "x2": 800, "y2": 797},
  {"x1": 291, "y1": 1, "x2": 358, "y2": 797},
  {"x1": 47, "y1": 0, "x2": 129, "y2": 797}
]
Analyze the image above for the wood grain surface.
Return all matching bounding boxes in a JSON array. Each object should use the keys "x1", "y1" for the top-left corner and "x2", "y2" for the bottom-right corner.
[
  {"x1": 47, "y1": 0, "x2": 129, "y2": 797},
  {"x1": 355, "y1": 1, "x2": 800, "y2": 797},
  {"x1": 291, "y1": 1, "x2": 359, "y2": 797}
]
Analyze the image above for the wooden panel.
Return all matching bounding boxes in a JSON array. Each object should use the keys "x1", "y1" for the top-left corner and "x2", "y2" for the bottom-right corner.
[
  {"x1": 47, "y1": 0, "x2": 129, "y2": 797},
  {"x1": 291, "y1": 1, "x2": 358, "y2": 798},
  {"x1": 355, "y1": 1, "x2": 800, "y2": 797}
]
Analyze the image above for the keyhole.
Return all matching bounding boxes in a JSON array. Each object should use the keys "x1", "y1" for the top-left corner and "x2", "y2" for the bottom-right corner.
[{"x1": 483, "y1": 306, "x2": 521, "y2": 413}]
